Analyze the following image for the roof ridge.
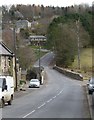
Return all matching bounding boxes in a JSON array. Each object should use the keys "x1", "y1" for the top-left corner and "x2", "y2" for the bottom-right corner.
[{"x1": 0, "y1": 41, "x2": 14, "y2": 55}]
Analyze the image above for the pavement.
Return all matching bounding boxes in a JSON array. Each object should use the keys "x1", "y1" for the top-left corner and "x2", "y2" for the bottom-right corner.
[
  {"x1": 82, "y1": 80, "x2": 93, "y2": 119},
  {"x1": 14, "y1": 81, "x2": 30, "y2": 99}
]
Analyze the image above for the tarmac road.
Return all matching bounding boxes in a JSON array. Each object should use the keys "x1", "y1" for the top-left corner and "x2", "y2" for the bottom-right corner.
[{"x1": 1, "y1": 52, "x2": 91, "y2": 119}]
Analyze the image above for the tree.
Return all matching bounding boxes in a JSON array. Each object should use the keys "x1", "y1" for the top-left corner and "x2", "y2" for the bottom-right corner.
[
  {"x1": 47, "y1": 14, "x2": 91, "y2": 67},
  {"x1": 47, "y1": 21, "x2": 77, "y2": 67},
  {"x1": 2, "y1": 27, "x2": 14, "y2": 51},
  {"x1": 20, "y1": 28, "x2": 30, "y2": 39},
  {"x1": 17, "y1": 46, "x2": 36, "y2": 70}
]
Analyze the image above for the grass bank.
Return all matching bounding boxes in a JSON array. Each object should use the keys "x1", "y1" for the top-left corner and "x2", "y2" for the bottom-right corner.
[
  {"x1": 71, "y1": 48, "x2": 93, "y2": 80},
  {"x1": 29, "y1": 45, "x2": 48, "y2": 61},
  {"x1": 34, "y1": 49, "x2": 48, "y2": 61}
]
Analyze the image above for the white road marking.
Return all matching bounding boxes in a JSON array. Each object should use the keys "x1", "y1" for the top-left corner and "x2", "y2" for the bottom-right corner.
[
  {"x1": 53, "y1": 96, "x2": 56, "y2": 99},
  {"x1": 60, "y1": 90, "x2": 63, "y2": 92},
  {"x1": 22, "y1": 89, "x2": 63, "y2": 118},
  {"x1": 47, "y1": 98, "x2": 52, "y2": 103},
  {"x1": 57, "y1": 93, "x2": 59, "y2": 96},
  {"x1": 57, "y1": 90, "x2": 63, "y2": 96},
  {"x1": 23, "y1": 110, "x2": 36, "y2": 118},
  {"x1": 38, "y1": 103, "x2": 46, "y2": 109}
]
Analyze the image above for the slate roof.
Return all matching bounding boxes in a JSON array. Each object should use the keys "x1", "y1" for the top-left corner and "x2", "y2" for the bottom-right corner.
[{"x1": 0, "y1": 41, "x2": 13, "y2": 56}]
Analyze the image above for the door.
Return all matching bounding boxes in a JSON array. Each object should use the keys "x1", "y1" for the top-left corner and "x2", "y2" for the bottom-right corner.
[{"x1": 2, "y1": 78, "x2": 9, "y2": 101}]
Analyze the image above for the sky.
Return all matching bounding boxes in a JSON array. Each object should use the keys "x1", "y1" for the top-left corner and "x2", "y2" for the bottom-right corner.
[{"x1": 0, "y1": 0, "x2": 93, "y2": 7}]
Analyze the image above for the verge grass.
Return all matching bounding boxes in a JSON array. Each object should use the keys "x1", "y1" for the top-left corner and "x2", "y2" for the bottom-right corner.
[{"x1": 71, "y1": 48, "x2": 93, "y2": 80}]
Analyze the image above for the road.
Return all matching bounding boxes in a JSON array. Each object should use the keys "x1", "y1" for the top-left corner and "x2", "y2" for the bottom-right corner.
[
  {"x1": 93, "y1": 95, "x2": 94, "y2": 119},
  {"x1": 1, "y1": 52, "x2": 91, "y2": 118}
]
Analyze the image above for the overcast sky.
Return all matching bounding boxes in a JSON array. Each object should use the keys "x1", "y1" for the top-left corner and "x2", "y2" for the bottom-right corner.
[{"x1": 1, "y1": 0, "x2": 93, "y2": 7}]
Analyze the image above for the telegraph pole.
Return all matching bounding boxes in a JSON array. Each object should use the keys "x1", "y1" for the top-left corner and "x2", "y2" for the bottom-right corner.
[
  {"x1": 13, "y1": 26, "x2": 17, "y2": 90},
  {"x1": 38, "y1": 41, "x2": 41, "y2": 84},
  {"x1": 76, "y1": 19, "x2": 81, "y2": 69}
]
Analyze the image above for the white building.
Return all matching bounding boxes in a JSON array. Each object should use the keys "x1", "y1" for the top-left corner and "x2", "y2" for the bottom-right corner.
[{"x1": 16, "y1": 20, "x2": 31, "y2": 29}]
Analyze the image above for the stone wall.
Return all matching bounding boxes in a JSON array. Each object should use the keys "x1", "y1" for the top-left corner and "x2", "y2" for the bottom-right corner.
[{"x1": 53, "y1": 66, "x2": 83, "y2": 81}]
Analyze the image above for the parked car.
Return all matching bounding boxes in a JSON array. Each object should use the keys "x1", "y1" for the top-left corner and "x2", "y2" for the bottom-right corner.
[
  {"x1": 0, "y1": 76, "x2": 14, "y2": 108},
  {"x1": 29, "y1": 79, "x2": 40, "y2": 88},
  {"x1": 87, "y1": 77, "x2": 94, "y2": 95}
]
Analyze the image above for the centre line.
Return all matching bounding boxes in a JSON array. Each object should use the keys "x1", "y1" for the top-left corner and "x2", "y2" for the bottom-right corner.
[
  {"x1": 23, "y1": 110, "x2": 36, "y2": 118},
  {"x1": 47, "y1": 98, "x2": 52, "y2": 103},
  {"x1": 38, "y1": 103, "x2": 46, "y2": 109},
  {"x1": 53, "y1": 96, "x2": 56, "y2": 99}
]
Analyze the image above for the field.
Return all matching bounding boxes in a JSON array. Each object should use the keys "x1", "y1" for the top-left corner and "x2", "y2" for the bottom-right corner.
[{"x1": 71, "y1": 48, "x2": 93, "y2": 79}]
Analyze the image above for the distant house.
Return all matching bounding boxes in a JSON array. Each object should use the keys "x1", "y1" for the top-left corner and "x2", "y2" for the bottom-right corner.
[
  {"x1": 16, "y1": 20, "x2": 31, "y2": 29},
  {"x1": 51, "y1": 15, "x2": 59, "y2": 21},
  {"x1": 29, "y1": 35, "x2": 47, "y2": 46},
  {"x1": 31, "y1": 21, "x2": 39, "y2": 26},
  {"x1": 16, "y1": 20, "x2": 31, "y2": 33}
]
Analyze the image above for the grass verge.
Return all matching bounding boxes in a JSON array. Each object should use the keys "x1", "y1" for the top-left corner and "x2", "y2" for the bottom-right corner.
[{"x1": 71, "y1": 47, "x2": 93, "y2": 80}]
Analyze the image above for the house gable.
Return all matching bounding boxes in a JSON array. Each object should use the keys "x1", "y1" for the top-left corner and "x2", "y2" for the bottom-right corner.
[{"x1": 0, "y1": 41, "x2": 13, "y2": 56}]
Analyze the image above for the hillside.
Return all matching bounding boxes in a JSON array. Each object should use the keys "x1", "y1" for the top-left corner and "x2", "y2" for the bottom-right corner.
[
  {"x1": 2, "y1": 4, "x2": 93, "y2": 72},
  {"x1": 46, "y1": 12, "x2": 93, "y2": 78}
]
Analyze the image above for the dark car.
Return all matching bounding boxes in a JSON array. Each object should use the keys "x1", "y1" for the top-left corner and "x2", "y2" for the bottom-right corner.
[{"x1": 87, "y1": 77, "x2": 94, "y2": 95}]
